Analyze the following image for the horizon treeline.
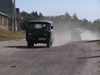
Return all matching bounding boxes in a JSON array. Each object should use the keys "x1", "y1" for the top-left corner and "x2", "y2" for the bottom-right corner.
[{"x1": 20, "y1": 11, "x2": 100, "y2": 33}]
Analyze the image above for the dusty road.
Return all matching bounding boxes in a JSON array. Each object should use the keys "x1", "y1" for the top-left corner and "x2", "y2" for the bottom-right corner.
[{"x1": 0, "y1": 39, "x2": 100, "y2": 75}]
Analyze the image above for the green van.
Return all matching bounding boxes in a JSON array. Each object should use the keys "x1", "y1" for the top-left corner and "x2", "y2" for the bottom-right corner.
[{"x1": 26, "y1": 20, "x2": 54, "y2": 48}]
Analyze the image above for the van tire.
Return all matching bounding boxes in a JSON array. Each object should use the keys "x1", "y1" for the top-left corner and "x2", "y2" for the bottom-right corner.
[
  {"x1": 47, "y1": 41, "x2": 50, "y2": 48},
  {"x1": 27, "y1": 42, "x2": 34, "y2": 48},
  {"x1": 27, "y1": 42, "x2": 31, "y2": 48}
]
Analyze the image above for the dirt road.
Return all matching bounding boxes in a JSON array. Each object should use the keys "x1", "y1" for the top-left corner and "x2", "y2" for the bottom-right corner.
[{"x1": 0, "y1": 39, "x2": 100, "y2": 75}]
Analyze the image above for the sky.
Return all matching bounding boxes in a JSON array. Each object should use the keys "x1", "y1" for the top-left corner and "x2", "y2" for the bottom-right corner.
[{"x1": 16, "y1": 0, "x2": 100, "y2": 22}]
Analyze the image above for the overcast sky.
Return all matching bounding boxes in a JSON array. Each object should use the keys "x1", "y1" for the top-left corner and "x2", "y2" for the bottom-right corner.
[{"x1": 16, "y1": 0, "x2": 100, "y2": 22}]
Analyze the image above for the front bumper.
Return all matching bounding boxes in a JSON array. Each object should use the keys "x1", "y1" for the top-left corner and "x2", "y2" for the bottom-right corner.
[{"x1": 26, "y1": 35, "x2": 50, "y2": 43}]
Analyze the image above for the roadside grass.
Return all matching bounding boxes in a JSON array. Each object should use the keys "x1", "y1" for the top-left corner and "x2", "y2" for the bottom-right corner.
[
  {"x1": 0, "y1": 30, "x2": 25, "y2": 41},
  {"x1": 97, "y1": 42, "x2": 100, "y2": 45}
]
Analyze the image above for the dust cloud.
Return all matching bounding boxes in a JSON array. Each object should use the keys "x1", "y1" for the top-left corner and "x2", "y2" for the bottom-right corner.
[
  {"x1": 53, "y1": 31, "x2": 71, "y2": 47},
  {"x1": 53, "y1": 28, "x2": 100, "y2": 47},
  {"x1": 81, "y1": 29, "x2": 100, "y2": 40}
]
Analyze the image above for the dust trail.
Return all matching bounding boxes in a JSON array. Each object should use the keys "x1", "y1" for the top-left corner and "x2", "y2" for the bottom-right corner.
[
  {"x1": 81, "y1": 30, "x2": 100, "y2": 40},
  {"x1": 52, "y1": 29, "x2": 100, "y2": 47},
  {"x1": 53, "y1": 32, "x2": 71, "y2": 47}
]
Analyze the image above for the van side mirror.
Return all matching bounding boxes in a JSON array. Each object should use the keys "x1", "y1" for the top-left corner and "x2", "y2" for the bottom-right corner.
[{"x1": 51, "y1": 26, "x2": 53, "y2": 29}]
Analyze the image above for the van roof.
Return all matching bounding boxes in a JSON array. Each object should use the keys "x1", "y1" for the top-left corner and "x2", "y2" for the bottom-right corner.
[
  {"x1": 29, "y1": 20, "x2": 53, "y2": 24},
  {"x1": 72, "y1": 28, "x2": 82, "y2": 32}
]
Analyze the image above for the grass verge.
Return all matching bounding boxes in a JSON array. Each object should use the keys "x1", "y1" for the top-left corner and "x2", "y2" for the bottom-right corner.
[
  {"x1": 0, "y1": 30, "x2": 25, "y2": 41},
  {"x1": 97, "y1": 42, "x2": 100, "y2": 44}
]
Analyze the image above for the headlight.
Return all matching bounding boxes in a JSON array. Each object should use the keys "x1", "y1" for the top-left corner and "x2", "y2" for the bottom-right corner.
[{"x1": 29, "y1": 33, "x2": 31, "y2": 36}]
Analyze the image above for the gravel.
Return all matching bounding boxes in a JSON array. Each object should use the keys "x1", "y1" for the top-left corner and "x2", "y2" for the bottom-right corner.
[{"x1": 0, "y1": 39, "x2": 100, "y2": 75}]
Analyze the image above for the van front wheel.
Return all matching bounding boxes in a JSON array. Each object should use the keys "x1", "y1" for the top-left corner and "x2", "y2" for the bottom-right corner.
[
  {"x1": 47, "y1": 41, "x2": 50, "y2": 48},
  {"x1": 27, "y1": 42, "x2": 34, "y2": 48}
]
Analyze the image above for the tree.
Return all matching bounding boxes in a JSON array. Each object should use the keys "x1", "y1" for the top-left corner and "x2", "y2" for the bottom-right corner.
[
  {"x1": 21, "y1": 11, "x2": 29, "y2": 17},
  {"x1": 38, "y1": 12, "x2": 44, "y2": 20},
  {"x1": 20, "y1": 10, "x2": 100, "y2": 34},
  {"x1": 72, "y1": 13, "x2": 78, "y2": 20},
  {"x1": 65, "y1": 12, "x2": 72, "y2": 20}
]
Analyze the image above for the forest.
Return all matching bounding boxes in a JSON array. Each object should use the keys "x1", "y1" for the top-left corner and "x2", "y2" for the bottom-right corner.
[{"x1": 20, "y1": 11, "x2": 100, "y2": 34}]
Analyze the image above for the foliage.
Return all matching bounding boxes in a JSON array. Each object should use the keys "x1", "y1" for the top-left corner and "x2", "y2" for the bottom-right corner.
[
  {"x1": 20, "y1": 11, "x2": 44, "y2": 30},
  {"x1": 20, "y1": 11, "x2": 100, "y2": 34},
  {"x1": 0, "y1": 30, "x2": 25, "y2": 41},
  {"x1": 98, "y1": 41, "x2": 100, "y2": 44}
]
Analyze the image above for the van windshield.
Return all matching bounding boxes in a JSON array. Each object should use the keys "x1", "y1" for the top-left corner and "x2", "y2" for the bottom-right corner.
[{"x1": 28, "y1": 23, "x2": 50, "y2": 30}]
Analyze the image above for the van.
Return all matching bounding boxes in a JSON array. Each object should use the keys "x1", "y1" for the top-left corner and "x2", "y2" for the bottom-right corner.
[
  {"x1": 71, "y1": 28, "x2": 82, "y2": 41},
  {"x1": 26, "y1": 20, "x2": 54, "y2": 48}
]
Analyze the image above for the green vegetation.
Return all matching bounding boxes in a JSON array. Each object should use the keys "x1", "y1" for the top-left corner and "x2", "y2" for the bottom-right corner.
[
  {"x1": 0, "y1": 30, "x2": 25, "y2": 41},
  {"x1": 20, "y1": 11, "x2": 100, "y2": 34},
  {"x1": 97, "y1": 41, "x2": 100, "y2": 44}
]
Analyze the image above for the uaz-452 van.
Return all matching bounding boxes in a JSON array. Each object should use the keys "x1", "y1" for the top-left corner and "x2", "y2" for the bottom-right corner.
[{"x1": 26, "y1": 20, "x2": 54, "y2": 48}]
